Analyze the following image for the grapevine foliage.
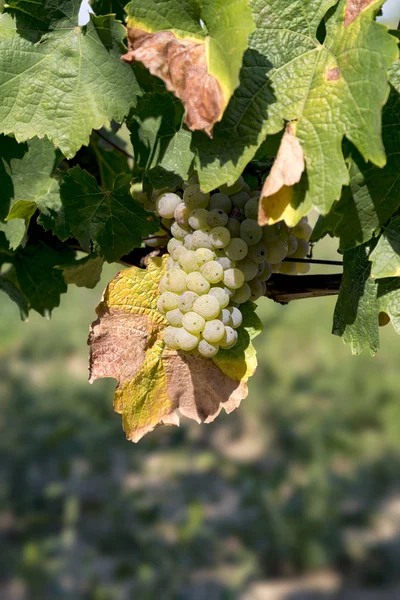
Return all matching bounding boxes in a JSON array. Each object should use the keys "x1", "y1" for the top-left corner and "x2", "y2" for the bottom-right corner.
[{"x1": 0, "y1": 0, "x2": 399, "y2": 440}]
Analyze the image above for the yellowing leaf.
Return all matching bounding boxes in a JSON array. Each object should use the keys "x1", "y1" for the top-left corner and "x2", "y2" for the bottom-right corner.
[{"x1": 89, "y1": 257, "x2": 255, "y2": 442}]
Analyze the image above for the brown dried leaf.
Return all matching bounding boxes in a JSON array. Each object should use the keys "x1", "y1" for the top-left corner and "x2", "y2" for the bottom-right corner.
[
  {"x1": 122, "y1": 29, "x2": 224, "y2": 136},
  {"x1": 344, "y1": 0, "x2": 376, "y2": 27}
]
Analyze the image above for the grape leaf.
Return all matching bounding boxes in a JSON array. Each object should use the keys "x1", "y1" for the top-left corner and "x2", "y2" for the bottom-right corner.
[
  {"x1": 123, "y1": 0, "x2": 254, "y2": 135},
  {"x1": 63, "y1": 254, "x2": 104, "y2": 289},
  {"x1": 369, "y1": 215, "x2": 400, "y2": 279},
  {"x1": 312, "y1": 90, "x2": 400, "y2": 251},
  {"x1": 195, "y1": 0, "x2": 398, "y2": 223},
  {"x1": 333, "y1": 241, "x2": 400, "y2": 354},
  {"x1": 389, "y1": 59, "x2": 400, "y2": 92},
  {"x1": 60, "y1": 167, "x2": 159, "y2": 262},
  {"x1": 0, "y1": 268, "x2": 29, "y2": 320},
  {"x1": 0, "y1": 219, "x2": 26, "y2": 250},
  {"x1": 0, "y1": 3, "x2": 140, "y2": 158},
  {"x1": 89, "y1": 257, "x2": 260, "y2": 442}
]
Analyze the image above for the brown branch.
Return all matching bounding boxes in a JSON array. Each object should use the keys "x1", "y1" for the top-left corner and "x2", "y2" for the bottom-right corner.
[{"x1": 265, "y1": 273, "x2": 342, "y2": 304}]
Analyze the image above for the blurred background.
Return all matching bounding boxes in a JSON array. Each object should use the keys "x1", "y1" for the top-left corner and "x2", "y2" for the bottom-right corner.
[{"x1": 1, "y1": 235, "x2": 400, "y2": 600}]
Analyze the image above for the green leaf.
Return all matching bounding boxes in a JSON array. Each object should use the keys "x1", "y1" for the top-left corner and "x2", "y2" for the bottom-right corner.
[
  {"x1": 333, "y1": 241, "x2": 400, "y2": 354},
  {"x1": 0, "y1": 268, "x2": 29, "y2": 320},
  {"x1": 0, "y1": 219, "x2": 26, "y2": 250},
  {"x1": 129, "y1": 92, "x2": 194, "y2": 189},
  {"x1": 63, "y1": 255, "x2": 104, "y2": 289},
  {"x1": 60, "y1": 167, "x2": 160, "y2": 262},
  {"x1": 389, "y1": 59, "x2": 400, "y2": 93},
  {"x1": 13, "y1": 241, "x2": 72, "y2": 316},
  {"x1": 0, "y1": 5, "x2": 140, "y2": 158},
  {"x1": 91, "y1": 129, "x2": 131, "y2": 191},
  {"x1": 311, "y1": 90, "x2": 400, "y2": 250},
  {"x1": 195, "y1": 0, "x2": 398, "y2": 220},
  {"x1": 369, "y1": 215, "x2": 400, "y2": 279}
]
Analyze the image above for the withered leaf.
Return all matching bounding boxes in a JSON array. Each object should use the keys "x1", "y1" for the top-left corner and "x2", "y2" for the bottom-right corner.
[
  {"x1": 122, "y1": 29, "x2": 224, "y2": 137},
  {"x1": 344, "y1": 0, "x2": 376, "y2": 27},
  {"x1": 88, "y1": 257, "x2": 251, "y2": 442}
]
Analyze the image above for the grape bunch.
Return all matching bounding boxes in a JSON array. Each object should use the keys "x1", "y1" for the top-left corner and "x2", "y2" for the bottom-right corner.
[{"x1": 152, "y1": 176, "x2": 312, "y2": 357}]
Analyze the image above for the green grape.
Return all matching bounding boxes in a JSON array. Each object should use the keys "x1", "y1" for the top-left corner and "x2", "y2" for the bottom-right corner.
[
  {"x1": 279, "y1": 261, "x2": 296, "y2": 274},
  {"x1": 220, "y1": 308, "x2": 231, "y2": 325},
  {"x1": 227, "y1": 217, "x2": 241, "y2": 238},
  {"x1": 179, "y1": 250, "x2": 199, "y2": 273},
  {"x1": 157, "y1": 291, "x2": 180, "y2": 313},
  {"x1": 290, "y1": 238, "x2": 309, "y2": 258},
  {"x1": 207, "y1": 209, "x2": 229, "y2": 228},
  {"x1": 219, "y1": 326, "x2": 238, "y2": 349},
  {"x1": 163, "y1": 326, "x2": 181, "y2": 349},
  {"x1": 292, "y1": 219, "x2": 312, "y2": 240},
  {"x1": 244, "y1": 198, "x2": 259, "y2": 220},
  {"x1": 166, "y1": 308, "x2": 184, "y2": 326},
  {"x1": 232, "y1": 282, "x2": 251, "y2": 304},
  {"x1": 219, "y1": 176, "x2": 244, "y2": 196},
  {"x1": 215, "y1": 256, "x2": 236, "y2": 270},
  {"x1": 209, "y1": 226, "x2": 231, "y2": 248},
  {"x1": 186, "y1": 271, "x2": 210, "y2": 294},
  {"x1": 287, "y1": 234, "x2": 298, "y2": 256},
  {"x1": 209, "y1": 192, "x2": 232, "y2": 214},
  {"x1": 225, "y1": 238, "x2": 248, "y2": 261},
  {"x1": 209, "y1": 286, "x2": 230, "y2": 308},
  {"x1": 178, "y1": 291, "x2": 199, "y2": 313},
  {"x1": 195, "y1": 247, "x2": 215, "y2": 265},
  {"x1": 176, "y1": 328, "x2": 200, "y2": 351},
  {"x1": 193, "y1": 294, "x2": 221, "y2": 320},
  {"x1": 174, "y1": 202, "x2": 190, "y2": 226},
  {"x1": 198, "y1": 339, "x2": 219, "y2": 357},
  {"x1": 240, "y1": 219, "x2": 263, "y2": 246},
  {"x1": 227, "y1": 306, "x2": 243, "y2": 328},
  {"x1": 156, "y1": 192, "x2": 182, "y2": 218},
  {"x1": 247, "y1": 241, "x2": 267, "y2": 264},
  {"x1": 182, "y1": 311, "x2": 205, "y2": 334},
  {"x1": 236, "y1": 258, "x2": 258, "y2": 281},
  {"x1": 200, "y1": 261, "x2": 224, "y2": 284},
  {"x1": 188, "y1": 208, "x2": 209, "y2": 230},
  {"x1": 170, "y1": 221, "x2": 190, "y2": 240},
  {"x1": 258, "y1": 261, "x2": 272, "y2": 282},
  {"x1": 183, "y1": 184, "x2": 210, "y2": 209},
  {"x1": 265, "y1": 240, "x2": 288, "y2": 264},
  {"x1": 192, "y1": 230, "x2": 213, "y2": 250},
  {"x1": 202, "y1": 319, "x2": 225, "y2": 343},
  {"x1": 167, "y1": 238, "x2": 184, "y2": 260},
  {"x1": 223, "y1": 268, "x2": 245, "y2": 289},
  {"x1": 249, "y1": 278, "x2": 264, "y2": 301},
  {"x1": 231, "y1": 190, "x2": 250, "y2": 209},
  {"x1": 183, "y1": 234, "x2": 195, "y2": 250},
  {"x1": 161, "y1": 269, "x2": 187, "y2": 294}
]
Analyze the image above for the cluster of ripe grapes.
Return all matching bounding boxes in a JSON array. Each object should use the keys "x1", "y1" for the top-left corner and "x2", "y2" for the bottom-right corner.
[{"x1": 148, "y1": 176, "x2": 312, "y2": 357}]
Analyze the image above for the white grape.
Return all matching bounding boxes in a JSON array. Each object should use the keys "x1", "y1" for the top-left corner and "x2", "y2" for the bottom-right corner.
[
  {"x1": 200, "y1": 261, "x2": 224, "y2": 284},
  {"x1": 202, "y1": 319, "x2": 225, "y2": 343},
  {"x1": 195, "y1": 247, "x2": 215, "y2": 265},
  {"x1": 232, "y1": 283, "x2": 251, "y2": 304},
  {"x1": 294, "y1": 261, "x2": 311, "y2": 274},
  {"x1": 271, "y1": 261, "x2": 282, "y2": 273},
  {"x1": 186, "y1": 271, "x2": 210, "y2": 294},
  {"x1": 167, "y1": 238, "x2": 185, "y2": 260},
  {"x1": 223, "y1": 268, "x2": 245, "y2": 289},
  {"x1": 174, "y1": 202, "x2": 190, "y2": 226},
  {"x1": 265, "y1": 240, "x2": 288, "y2": 264},
  {"x1": 247, "y1": 241, "x2": 267, "y2": 264},
  {"x1": 220, "y1": 308, "x2": 231, "y2": 325},
  {"x1": 156, "y1": 192, "x2": 182, "y2": 218},
  {"x1": 166, "y1": 257, "x2": 180, "y2": 270},
  {"x1": 244, "y1": 198, "x2": 259, "y2": 220},
  {"x1": 157, "y1": 291, "x2": 180, "y2": 313},
  {"x1": 209, "y1": 287, "x2": 230, "y2": 308},
  {"x1": 163, "y1": 326, "x2": 181, "y2": 349},
  {"x1": 290, "y1": 238, "x2": 309, "y2": 258},
  {"x1": 236, "y1": 258, "x2": 258, "y2": 281},
  {"x1": 240, "y1": 219, "x2": 262, "y2": 246},
  {"x1": 209, "y1": 226, "x2": 231, "y2": 248},
  {"x1": 183, "y1": 184, "x2": 210, "y2": 209},
  {"x1": 161, "y1": 269, "x2": 187, "y2": 294},
  {"x1": 192, "y1": 230, "x2": 213, "y2": 250},
  {"x1": 258, "y1": 261, "x2": 272, "y2": 282},
  {"x1": 176, "y1": 328, "x2": 200, "y2": 351},
  {"x1": 231, "y1": 190, "x2": 250, "y2": 209},
  {"x1": 170, "y1": 221, "x2": 190, "y2": 240},
  {"x1": 227, "y1": 306, "x2": 242, "y2": 329},
  {"x1": 182, "y1": 311, "x2": 205, "y2": 334},
  {"x1": 183, "y1": 234, "x2": 195, "y2": 250},
  {"x1": 225, "y1": 238, "x2": 248, "y2": 261},
  {"x1": 219, "y1": 176, "x2": 244, "y2": 196},
  {"x1": 292, "y1": 219, "x2": 312, "y2": 241},
  {"x1": 179, "y1": 250, "x2": 199, "y2": 273},
  {"x1": 249, "y1": 278, "x2": 264, "y2": 301},
  {"x1": 178, "y1": 291, "x2": 199, "y2": 314},
  {"x1": 219, "y1": 326, "x2": 238, "y2": 349},
  {"x1": 262, "y1": 224, "x2": 281, "y2": 244},
  {"x1": 182, "y1": 174, "x2": 199, "y2": 189},
  {"x1": 209, "y1": 192, "x2": 232, "y2": 214},
  {"x1": 161, "y1": 217, "x2": 174, "y2": 229},
  {"x1": 287, "y1": 234, "x2": 298, "y2": 256},
  {"x1": 226, "y1": 217, "x2": 241, "y2": 238},
  {"x1": 198, "y1": 339, "x2": 219, "y2": 357},
  {"x1": 188, "y1": 208, "x2": 209, "y2": 230},
  {"x1": 193, "y1": 295, "x2": 221, "y2": 320},
  {"x1": 279, "y1": 261, "x2": 296, "y2": 275},
  {"x1": 215, "y1": 256, "x2": 236, "y2": 270},
  {"x1": 166, "y1": 308, "x2": 184, "y2": 326},
  {"x1": 207, "y1": 209, "x2": 229, "y2": 228}
]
